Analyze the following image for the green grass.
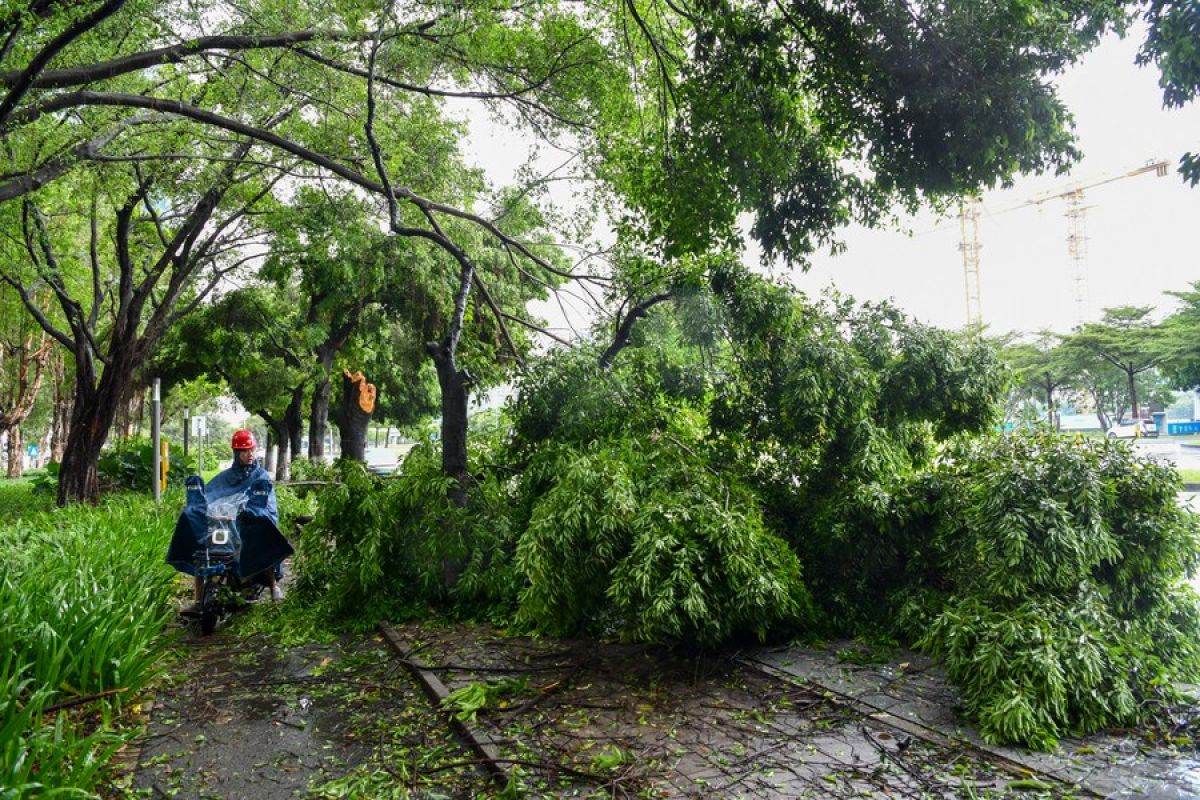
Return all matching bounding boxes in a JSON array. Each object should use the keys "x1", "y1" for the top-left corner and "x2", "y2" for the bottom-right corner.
[
  {"x1": 1179, "y1": 468, "x2": 1200, "y2": 485},
  {"x1": 0, "y1": 490, "x2": 179, "y2": 796},
  {"x1": 0, "y1": 478, "x2": 54, "y2": 521}
]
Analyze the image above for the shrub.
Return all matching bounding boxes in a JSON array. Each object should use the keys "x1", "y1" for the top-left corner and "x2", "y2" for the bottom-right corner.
[
  {"x1": 916, "y1": 433, "x2": 1200, "y2": 749},
  {"x1": 514, "y1": 435, "x2": 811, "y2": 644},
  {"x1": 288, "y1": 458, "x2": 338, "y2": 484},
  {"x1": 291, "y1": 270, "x2": 1200, "y2": 752},
  {"x1": 292, "y1": 438, "x2": 520, "y2": 627},
  {"x1": 96, "y1": 437, "x2": 195, "y2": 492}
]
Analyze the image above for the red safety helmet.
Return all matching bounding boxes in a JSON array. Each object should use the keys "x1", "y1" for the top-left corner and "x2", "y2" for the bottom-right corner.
[{"x1": 231, "y1": 429, "x2": 257, "y2": 450}]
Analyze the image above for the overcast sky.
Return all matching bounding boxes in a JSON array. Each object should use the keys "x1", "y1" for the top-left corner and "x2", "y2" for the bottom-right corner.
[
  {"x1": 458, "y1": 25, "x2": 1200, "y2": 341},
  {"x1": 790, "y1": 28, "x2": 1200, "y2": 336}
]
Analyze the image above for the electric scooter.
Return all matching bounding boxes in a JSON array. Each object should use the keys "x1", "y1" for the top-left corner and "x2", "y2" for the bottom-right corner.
[{"x1": 167, "y1": 475, "x2": 292, "y2": 635}]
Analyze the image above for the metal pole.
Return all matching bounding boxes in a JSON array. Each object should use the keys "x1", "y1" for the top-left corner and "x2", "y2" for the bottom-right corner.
[
  {"x1": 183, "y1": 407, "x2": 190, "y2": 458},
  {"x1": 151, "y1": 379, "x2": 161, "y2": 503}
]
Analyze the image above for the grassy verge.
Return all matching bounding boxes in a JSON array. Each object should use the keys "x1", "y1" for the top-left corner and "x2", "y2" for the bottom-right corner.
[
  {"x1": 1179, "y1": 468, "x2": 1200, "y2": 485},
  {"x1": 0, "y1": 485, "x2": 179, "y2": 796}
]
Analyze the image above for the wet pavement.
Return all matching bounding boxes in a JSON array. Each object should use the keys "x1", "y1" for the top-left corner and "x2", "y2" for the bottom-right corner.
[
  {"x1": 749, "y1": 644, "x2": 1200, "y2": 799},
  {"x1": 1132, "y1": 440, "x2": 1200, "y2": 474},
  {"x1": 129, "y1": 622, "x2": 1200, "y2": 799},
  {"x1": 384, "y1": 624, "x2": 1164, "y2": 798},
  {"x1": 129, "y1": 631, "x2": 487, "y2": 799}
]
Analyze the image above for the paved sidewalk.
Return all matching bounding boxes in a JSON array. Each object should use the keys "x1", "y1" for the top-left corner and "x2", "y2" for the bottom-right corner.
[
  {"x1": 386, "y1": 624, "x2": 1125, "y2": 798},
  {"x1": 750, "y1": 642, "x2": 1200, "y2": 799}
]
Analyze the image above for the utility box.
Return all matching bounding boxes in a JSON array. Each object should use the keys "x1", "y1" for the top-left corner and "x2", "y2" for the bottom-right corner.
[{"x1": 1151, "y1": 411, "x2": 1167, "y2": 435}]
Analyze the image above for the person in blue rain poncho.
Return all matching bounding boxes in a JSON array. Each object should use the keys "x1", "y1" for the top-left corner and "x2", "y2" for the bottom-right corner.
[{"x1": 168, "y1": 429, "x2": 292, "y2": 613}]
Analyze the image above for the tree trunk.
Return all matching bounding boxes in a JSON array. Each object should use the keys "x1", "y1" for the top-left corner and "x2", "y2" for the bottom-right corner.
[
  {"x1": 274, "y1": 420, "x2": 290, "y2": 481},
  {"x1": 259, "y1": 409, "x2": 289, "y2": 482},
  {"x1": 0, "y1": 327, "x2": 51, "y2": 470},
  {"x1": 309, "y1": 345, "x2": 338, "y2": 462},
  {"x1": 285, "y1": 386, "x2": 304, "y2": 465},
  {"x1": 263, "y1": 429, "x2": 276, "y2": 473},
  {"x1": 1043, "y1": 377, "x2": 1059, "y2": 431},
  {"x1": 333, "y1": 369, "x2": 376, "y2": 463},
  {"x1": 132, "y1": 384, "x2": 145, "y2": 437},
  {"x1": 116, "y1": 383, "x2": 143, "y2": 440},
  {"x1": 57, "y1": 346, "x2": 135, "y2": 504},
  {"x1": 1127, "y1": 368, "x2": 1139, "y2": 421},
  {"x1": 58, "y1": 398, "x2": 108, "y2": 505},
  {"x1": 309, "y1": 376, "x2": 330, "y2": 461},
  {"x1": 429, "y1": 346, "x2": 470, "y2": 508},
  {"x1": 50, "y1": 354, "x2": 71, "y2": 463},
  {"x1": 4, "y1": 425, "x2": 20, "y2": 478},
  {"x1": 428, "y1": 343, "x2": 470, "y2": 590},
  {"x1": 1090, "y1": 386, "x2": 1110, "y2": 432}
]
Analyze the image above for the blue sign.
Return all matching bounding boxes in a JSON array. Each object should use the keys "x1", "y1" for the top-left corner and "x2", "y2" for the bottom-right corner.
[
  {"x1": 1168, "y1": 421, "x2": 1200, "y2": 435},
  {"x1": 26, "y1": 444, "x2": 38, "y2": 458}
]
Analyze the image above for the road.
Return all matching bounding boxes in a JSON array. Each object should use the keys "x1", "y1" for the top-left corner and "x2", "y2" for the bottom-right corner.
[{"x1": 1132, "y1": 438, "x2": 1200, "y2": 472}]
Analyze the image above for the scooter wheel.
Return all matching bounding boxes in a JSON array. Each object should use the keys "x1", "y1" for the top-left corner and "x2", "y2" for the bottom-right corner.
[{"x1": 199, "y1": 581, "x2": 220, "y2": 635}]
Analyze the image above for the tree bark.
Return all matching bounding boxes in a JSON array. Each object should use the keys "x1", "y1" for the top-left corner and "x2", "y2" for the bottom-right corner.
[
  {"x1": 428, "y1": 344, "x2": 470, "y2": 508},
  {"x1": 599, "y1": 293, "x2": 672, "y2": 370},
  {"x1": 57, "y1": 347, "x2": 132, "y2": 504},
  {"x1": 308, "y1": 306, "x2": 364, "y2": 462},
  {"x1": 1090, "y1": 386, "x2": 1110, "y2": 432},
  {"x1": 263, "y1": 429, "x2": 276, "y2": 473},
  {"x1": 285, "y1": 386, "x2": 304, "y2": 467},
  {"x1": 258, "y1": 409, "x2": 289, "y2": 481},
  {"x1": 309, "y1": 370, "x2": 331, "y2": 461},
  {"x1": 1127, "y1": 367, "x2": 1139, "y2": 420},
  {"x1": 274, "y1": 431, "x2": 289, "y2": 481},
  {"x1": 50, "y1": 354, "x2": 71, "y2": 463},
  {"x1": 1042, "y1": 376, "x2": 1059, "y2": 431},
  {"x1": 5, "y1": 425, "x2": 21, "y2": 478},
  {"x1": 58, "y1": 401, "x2": 106, "y2": 504},
  {"x1": 333, "y1": 369, "x2": 376, "y2": 462}
]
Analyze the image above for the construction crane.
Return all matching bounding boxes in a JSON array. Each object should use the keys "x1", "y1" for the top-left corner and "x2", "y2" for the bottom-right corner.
[
  {"x1": 955, "y1": 158, "x2": 1170, "y2": 327},
  {"x1": 957, "y1": 196, "x2": 983, "y2": 327},
  {"x1": 1023, "y1": 159, "x2": 1170, "y2": 324}
]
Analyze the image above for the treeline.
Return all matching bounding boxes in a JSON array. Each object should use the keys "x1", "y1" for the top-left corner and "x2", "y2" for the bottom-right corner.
[{"x1": 999, "y1": 289, "x2": 1200, "y2": 430}]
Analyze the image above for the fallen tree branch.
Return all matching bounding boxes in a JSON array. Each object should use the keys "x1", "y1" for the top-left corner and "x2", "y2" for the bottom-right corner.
[{"x1": 42, "y1": 686, "x2": 128, "y2": 715}]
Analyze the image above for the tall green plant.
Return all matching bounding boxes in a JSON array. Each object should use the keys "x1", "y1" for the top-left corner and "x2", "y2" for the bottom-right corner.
[
  {"x1": 706, "y1": 267, "x2": 1007, "y2": 630},
  {"x1": 0, "y1": 492, "x2": 177, "y2": 794}
]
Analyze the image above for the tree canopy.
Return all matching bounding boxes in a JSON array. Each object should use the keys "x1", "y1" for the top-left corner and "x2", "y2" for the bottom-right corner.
[{"x1": 0, "y1": 0, "x2": 1197, "y2": 506}]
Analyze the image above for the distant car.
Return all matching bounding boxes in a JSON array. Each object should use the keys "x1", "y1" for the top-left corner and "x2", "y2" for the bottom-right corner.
[
  {"x1": 364, "y1": 447, "x2": 400, "y2": 476},
  {"x1": 1107, "y1": 419, "x2": 1157, "y2": 439}
]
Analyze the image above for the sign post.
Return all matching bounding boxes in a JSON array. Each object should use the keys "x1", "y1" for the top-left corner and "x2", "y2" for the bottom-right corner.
[
  {"x1": 192, "y1": 415, "x2": 207, "y2": 474},
  {"x1": 151, "y1": 379, "x2": 161, "y2": 503}
]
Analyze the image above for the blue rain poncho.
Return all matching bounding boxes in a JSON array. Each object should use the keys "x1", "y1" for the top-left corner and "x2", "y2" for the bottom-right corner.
[{"x1": 166, "y1": 459, "x2": 293, "y2": 578}]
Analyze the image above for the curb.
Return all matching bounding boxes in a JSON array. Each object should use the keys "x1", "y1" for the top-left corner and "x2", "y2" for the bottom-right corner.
[{"x1": 379, "y1": 622, "x2": 511, "y2": 789}]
